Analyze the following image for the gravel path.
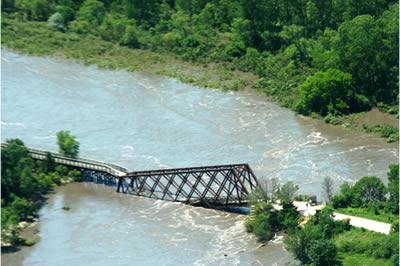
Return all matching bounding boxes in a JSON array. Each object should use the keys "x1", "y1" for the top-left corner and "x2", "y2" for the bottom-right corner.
[
  {"x1": 332, "y1": 212, "x2": 391, "y2": 234},
  {"x1": 292, "y1": 201, "x2": 391, "y2": 235}
]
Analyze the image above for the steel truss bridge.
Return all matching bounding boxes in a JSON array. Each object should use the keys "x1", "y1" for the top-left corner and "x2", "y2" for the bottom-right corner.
[
  {"x1": 2, "y1": 143, "x2": 260, "y2": 209},
  {"x1": 117, "y1": 164, "x2": 259, "y2": 208}
]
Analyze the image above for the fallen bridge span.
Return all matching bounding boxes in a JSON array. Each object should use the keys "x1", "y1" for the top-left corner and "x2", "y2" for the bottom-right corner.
[
  {"x1": 117, "y1": 164, "x2": 260, "y2": 209},
  {"x1": 2, "y1": 142, "x2": 260, "y2": 210}
]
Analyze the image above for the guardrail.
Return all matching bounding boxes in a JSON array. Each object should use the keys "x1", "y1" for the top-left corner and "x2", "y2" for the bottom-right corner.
[{"x1": 1, "y1": 143, "x2": 128, "y2": 177}]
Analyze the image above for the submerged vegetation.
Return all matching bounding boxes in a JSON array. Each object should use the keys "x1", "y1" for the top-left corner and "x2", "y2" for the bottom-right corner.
[
  {"x1": 1, "y1": 0, "x2": 398, "y2": 140},
  {"x1": 1, "y1": 135, "x2": 82, "y2": 246},
  {"x1": 246, "y1": 164, "x2": 399, "y2": 265}
]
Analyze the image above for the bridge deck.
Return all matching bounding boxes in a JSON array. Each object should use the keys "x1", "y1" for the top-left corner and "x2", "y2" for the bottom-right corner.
[{"x1": 1, "y1": 143, "x2": 128, "y2": 177}]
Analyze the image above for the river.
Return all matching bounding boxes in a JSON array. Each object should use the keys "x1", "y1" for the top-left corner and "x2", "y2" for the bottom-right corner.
[{"x1": 1, "y1": 50, "x2": 398, "y2": 265}]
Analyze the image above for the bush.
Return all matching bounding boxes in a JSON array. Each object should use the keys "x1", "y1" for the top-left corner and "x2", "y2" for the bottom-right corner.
[
  {"x1": 22, "y1": 0, "x2": 53, "y2": 21},
  {"x1": 49, "y1": 172, "x2": 62, "y2": 185},
  {"x1": 308, "y1": 239, "x2": 337, "y2": 265},
  {"x1": 294, "y1": 194, "x2": 310, "y2": 201},
  {"x1": 48, "y1": 12, "x2": 64, "y2": 31},
  {"x1": 121, "y1": 25, "x2": 139, "y2": 48},
  {"x1": 68, "y1": 169, "x2": 83, "y2": 182},
  {"x1": 284, "y1": 226, "x2": 318, "y2": 265},
  {"x1": 24, "y1": 237, "x2": 36, "y2": 246},
  {"x1": 10, "y1": 197, "x2": 36, "y2": 221},
  {"x1": 278, "y1": 202, "x2": 301, "y2": 231},
  {"x1": 378, "y1": 124, "x2": 398, "y2": 138},
  {"x1": 55, "y1": 165, "x2": 68, "y2": 176}
]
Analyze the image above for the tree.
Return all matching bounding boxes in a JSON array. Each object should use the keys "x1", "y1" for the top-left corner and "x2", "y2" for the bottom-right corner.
[
  {"x1": 22, "y1": 0, "x2": 53, "y2": 21},
  {"x1": 294, "y1": 68, "x2": 355, "y2": 115},
  {"x1": 334, "y1": 12, "x2": 398, "y2": 103},
  {"x1": 322, "y1": 177, "x2": 334, "y2": 203},
  {"x1": 121, "y1": 25, "x2": 139, "y2": 48},
  {"x1": 41, "y1": 152, "x2": 56, "y2": 173},
  {"x1": 284, "y1": 226, "x2": 317, "y2": 265},
  {"x1": 353, "y1": 176, "x2": 385, "y2": 204},
  {"x1": 76, "y1": 0, "x2": 105, "y2": 26},
  {"x1": 56, "y1": 131, "x2": 79, "y2": 158},
  {"x1": 48, "y1": 12, "x2": 64, "y2": 31},
  {"x1": 385, "y1": 164, "x2": 399, "y2": 214},
  {"x1": 275, "y1": 181, "x2": 299, "y2": 205},
  {"x1": 1, "y1": 139, "x2": 34, "y2": 204}
]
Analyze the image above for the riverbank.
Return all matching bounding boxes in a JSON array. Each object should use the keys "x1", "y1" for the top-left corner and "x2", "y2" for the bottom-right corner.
[{"x1": 2, "y1": 13, "x2": 398, "y2": 143}]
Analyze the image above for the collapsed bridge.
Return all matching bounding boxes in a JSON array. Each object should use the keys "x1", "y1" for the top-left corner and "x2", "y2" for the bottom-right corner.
[
  {"x1": 117, "y1": 164, "x2": 259, "y2": 209},
  {"x1": 2, "y1": 142, "x2": 260, "y2": 210}
]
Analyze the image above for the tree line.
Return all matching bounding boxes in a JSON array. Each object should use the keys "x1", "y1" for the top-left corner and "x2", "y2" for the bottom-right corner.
[
  {"x1": 2, "y1": 0, "x2": 398, "y2": 118},
  {"x1": 245, "y1": 164, "x2": 399, "y2": 265},
  {"x1": 1, "y1": 131, "x2": 80, "y2": 245}
]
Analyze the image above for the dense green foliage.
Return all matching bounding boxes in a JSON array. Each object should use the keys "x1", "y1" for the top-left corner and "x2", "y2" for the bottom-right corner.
[
  {"x1": 331, "y1": 164, "x2": 399, "y2": 217},
  {"x1": 336, "y1": 228, "x2": 399, "y2": 266},
  {"x1": 56, "y1": 130, "x2": 80, "y2": 157},
  {"x1": 245, "y1": 180, "x2": 301, "y2": 241},
  {"x1": 244, "y1": 201, "x2": 301, "y2": 242},
  {"x1": 2, "y1": 0, "x2": 398, "y2": 118},
  {"x1": 1, "y1": 139, "x2": 82, "y2": 245},
  {"x1": 247, "y1": 165, "x2": 399, "y2": 265},
  {"x1": 284, "y1": 207, "x2": 350, "y2": 265}
]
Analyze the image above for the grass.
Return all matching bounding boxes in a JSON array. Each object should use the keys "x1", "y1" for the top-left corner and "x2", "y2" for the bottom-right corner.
[
  {"x1": 1, "y1": 13, "x2": 257, "y2": 93},
  {"x1": 334, "y1": 207, "x2": 399, "y2": 224},
  {"x1": 23, "y1": 237, "x2": 36, "y2": 246},
  {"x1": 337, "y1": 251, "x2": 392, "y2": 266},
  {"x1": 334, "y1": 228, "x2": 398, "y2": 266}
]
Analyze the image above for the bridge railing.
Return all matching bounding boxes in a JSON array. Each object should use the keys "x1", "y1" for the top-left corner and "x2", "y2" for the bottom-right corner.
[{"x1": 1, "y1": 142, "x2": 128, "y2": 176}]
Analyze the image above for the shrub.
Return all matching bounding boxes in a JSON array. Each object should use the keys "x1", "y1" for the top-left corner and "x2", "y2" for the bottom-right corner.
[
  {"x1": 284, "y1": 226, "x2": 318, "y2": 265},
  {"x1": 55, "y1": 165, "x2": 68, "y2": 176},
  {"x1": 278, "y1": 202, "x2": 301, "y2": 231},
  {"x1": 308, "y1": 239, "x2": 337, "y2": 265},
  {"x1": 10, "y1": 197, "x2": 36, "y2": 221},
  {"x1": 68, "y1": 169, "x2": 83, "y2": 182},
  {"x1": 48, "y1": 12, "x2": 64, "y2": 31},
  {"x1": 22, "y1": 0, "x2": 53, "y2": 21},
  {"x1": 378, "y1": 124, "x2": 397, "y2": 138},
  {"x1": 24, "y1": 237, "x2": 36, "y2": 246},
  {"x1": 121, "y1": 25, "x2": 139, "y2": 48}
]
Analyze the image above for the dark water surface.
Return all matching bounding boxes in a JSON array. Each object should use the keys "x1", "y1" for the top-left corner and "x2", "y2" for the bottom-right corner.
[{"x1": 1, "y1": 50, "x2": 398, "y2": 265}]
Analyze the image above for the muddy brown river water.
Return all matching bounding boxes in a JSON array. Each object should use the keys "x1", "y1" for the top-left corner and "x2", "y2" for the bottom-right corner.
[{"x1": 1, "y1": 50, "x2": 398, "y2": 265}]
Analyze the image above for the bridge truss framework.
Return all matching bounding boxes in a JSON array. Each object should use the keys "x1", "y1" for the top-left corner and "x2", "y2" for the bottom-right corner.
[{"x1": 117, "y1": 164, "x2": 259, "y2": 208}]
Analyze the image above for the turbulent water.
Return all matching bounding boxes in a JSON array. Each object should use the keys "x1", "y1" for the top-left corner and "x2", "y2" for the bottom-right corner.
[{"x1": 1, "y1": 50, "x2": 398, "y2": 265}]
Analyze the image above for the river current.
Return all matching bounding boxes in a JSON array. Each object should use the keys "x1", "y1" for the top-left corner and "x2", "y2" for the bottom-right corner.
[{"x1": 1, "y1": 50, "x2": 398, "y2": 265}]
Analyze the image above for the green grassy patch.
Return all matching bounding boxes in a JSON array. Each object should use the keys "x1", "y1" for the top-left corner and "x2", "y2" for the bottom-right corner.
[
  {"x1": 1, "y1": 14, "x2": 257, "y2": 94},
  {"x1": 337, "y1": 251, "x2": 392, "y2": 266},
  {"x1": 23, "y1": 237, "x2": 37, "y2": 246},
  {"x1": 335, "y1": 228, "x2": 398, "y2": 265},
  {"x1": 334, "y1": 207, "x2": 398, "y2": 223}
]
